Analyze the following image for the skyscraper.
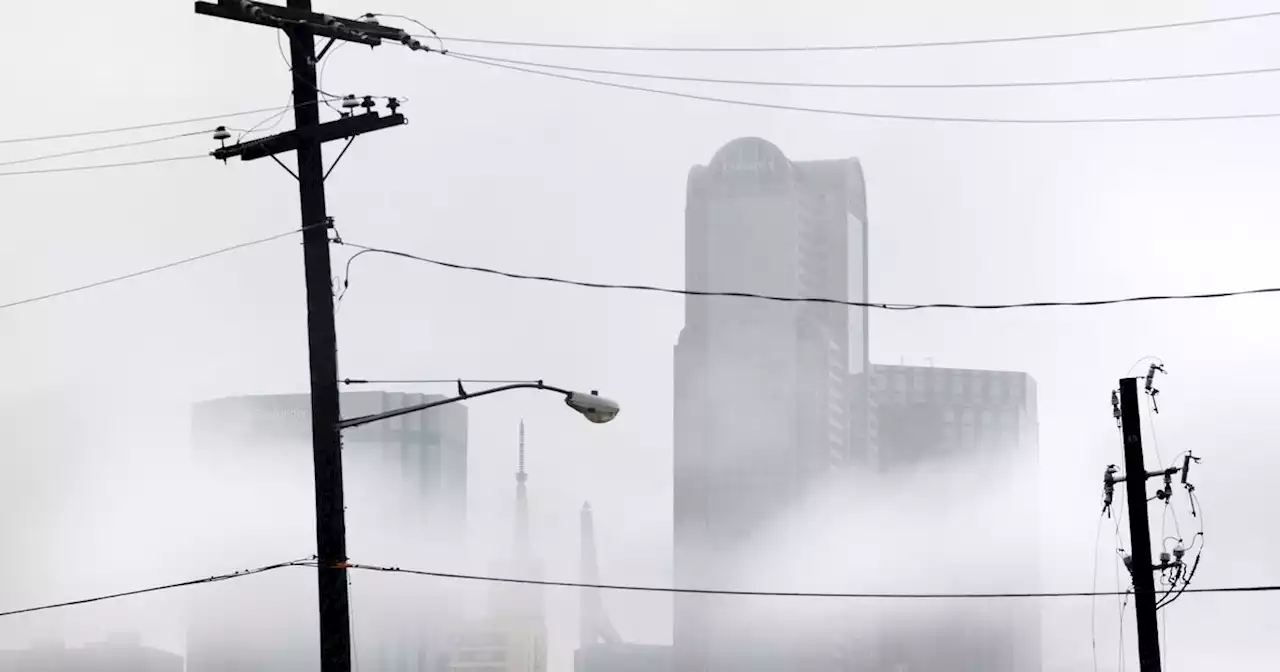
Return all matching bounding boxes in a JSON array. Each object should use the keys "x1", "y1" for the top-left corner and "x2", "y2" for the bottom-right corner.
[
  {"x1": 187, "y1": 391, "x2": 468, "y2": 671},
  {"x1": 860, "y1": 364, "x2": 1042, "y2": 671},
  {"x1": 673, "y1": 137, "x2": 869, "y2": 672}
]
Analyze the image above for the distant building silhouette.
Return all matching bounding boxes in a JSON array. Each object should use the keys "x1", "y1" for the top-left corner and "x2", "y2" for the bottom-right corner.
[
  {"x1": 447, "y1": 420, "x2": 547, "y2": 672},
  {"x1": 857, "y1": 364, "x2": 1043, "y2": 672},
  {"x1": 187, "y1": 391, "x2": 468, "y2": 671},
  {"x1": 575, "y1": 503, "x2": 671, "y2": 672},
  {"x1": 0, "y1": 633, "x2": 182, "y2": 672},
  {"x1": 864, "y1": 365, "x2": 1038, "y2": 472},
  {"x1": 674, "y1": 137, "x2": 869, "y2": 672}
]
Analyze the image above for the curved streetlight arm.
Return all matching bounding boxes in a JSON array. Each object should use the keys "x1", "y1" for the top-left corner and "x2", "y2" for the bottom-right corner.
[{"x1": 337, "y1": 381, "x2": 571, "y2": 431}]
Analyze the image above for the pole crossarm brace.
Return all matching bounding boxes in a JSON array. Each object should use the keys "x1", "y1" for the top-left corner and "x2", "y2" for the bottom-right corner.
[
  {"x1": 194, "y1": 0, "x2": 414, "y2": 46},
  {"x1": 211, "y1": 112, "x2": 406, "y2": 162},
  {"x1": 338, "y1": 382, "x2": 573, "y2": 430},
  {"x1": 1106, "y1": 465, "x2": 1181, "y2": 485}
]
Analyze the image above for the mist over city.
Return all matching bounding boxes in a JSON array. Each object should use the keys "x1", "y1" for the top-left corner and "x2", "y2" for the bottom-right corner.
[{"x1": 4, "y1": 2, "x2": 1280, "y2": 671}]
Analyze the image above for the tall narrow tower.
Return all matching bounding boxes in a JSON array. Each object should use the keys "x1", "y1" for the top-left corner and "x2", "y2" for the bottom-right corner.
[
  {"x1": 515, "y1": 420, "x2": 530, "y2": 555},
  {"x1": 574, "y1": 505, "x2": 671, "y2": 672},
  {"x1": 457, "y1": 420, "x2": 548, "y2": 672},
  {"x1": 579, "y1": 502, "x2": 621, "y2": 648}
]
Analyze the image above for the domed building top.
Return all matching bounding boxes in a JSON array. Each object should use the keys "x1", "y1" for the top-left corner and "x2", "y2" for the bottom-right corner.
[{"x1": 707, "y1": 137, "x2": 793, "y2": 177}]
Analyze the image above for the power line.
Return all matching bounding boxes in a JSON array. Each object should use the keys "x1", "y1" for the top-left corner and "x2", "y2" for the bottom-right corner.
[
  {"x1": 0, "y1": 130, "x2": 213, "y2": 168},
  {"x1": 0, "y1": 154, "x2": 206, "y2": 177},
  {"x1": 447, "y1": 53, "x2": 1280, "y2": 125},
  {"x1": 453, "y1": 52, "x2": 1280, "y2": 90},
  {"x1": 0, "y1": 558, "x2": 312, "y2": 619},
  {"x1": 0, "y1": 226, "x2": 315, "y2": 311},
  {"x1": 426, "y1": 10, "x2": 1280, "y2": 53},
  {"x1": 0, "y1": 101, "x2": 333, "y2": 146},
  {"x1": 342, "y1": 561, "x2": 1280, "y2": 599},
  {"x1": 335, "y1": 240, "x2": 1280, "y2": 312},
  {"x1": 343, "y1": 378, "x2": 537, "y2": 385}
]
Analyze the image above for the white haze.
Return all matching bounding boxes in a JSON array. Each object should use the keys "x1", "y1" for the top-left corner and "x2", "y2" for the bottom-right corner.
[{"x1": 5, "y1": 0, "x2": 1280, "y2": 670}]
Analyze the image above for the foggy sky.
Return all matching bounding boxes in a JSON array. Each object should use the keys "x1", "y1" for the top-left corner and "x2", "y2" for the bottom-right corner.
[{"x1": 4, "y1": 1, "x2": 1280, "y2": 670}]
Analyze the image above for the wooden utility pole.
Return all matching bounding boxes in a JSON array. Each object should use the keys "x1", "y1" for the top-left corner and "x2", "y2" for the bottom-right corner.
[
  {"x1": 194, "y1": 2, "x2": 426, "y2": 670},
  {"x1": 1117, "y1": 376, "x2": 1162, "y2": 672}
]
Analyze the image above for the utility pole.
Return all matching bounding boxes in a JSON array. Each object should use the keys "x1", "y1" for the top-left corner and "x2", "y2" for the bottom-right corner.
[
  {"x1": 1117, "y1": 376, "x2": 1162, "y2": 672},
  {"x1": 195, "y1": 2, "x2": 428, "y2": 670}
]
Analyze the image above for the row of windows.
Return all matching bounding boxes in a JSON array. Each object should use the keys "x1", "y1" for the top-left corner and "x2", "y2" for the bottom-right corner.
[
  {"x1": 873, "y1": 370, "x2": 1024, "y2": 404},
  {"x1": 455, "y1": 649, "x2": 506, "y2": 664}
]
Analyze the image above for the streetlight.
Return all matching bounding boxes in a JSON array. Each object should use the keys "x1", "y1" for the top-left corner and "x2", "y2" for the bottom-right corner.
[{"x1": 336, "y1": 380, "x2": 620, "y2": 430}]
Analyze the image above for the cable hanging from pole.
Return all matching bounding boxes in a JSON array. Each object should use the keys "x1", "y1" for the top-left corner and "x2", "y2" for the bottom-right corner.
[
  {"x1": 442, "y1": 53, "x2": 1280, "y2": 125},
  {"x1": 449, "y1": 52, "x2": 1280, "y2": 91},
  {"x1": 334, "y1": 240, "x2": 1280, "y2": 312},
  {"x1": 423, "y1": 10, "x2": 1280, "y2": 53},
  {"x1": 329, "y1": 560, "x2": 1280, "y2": 600}
]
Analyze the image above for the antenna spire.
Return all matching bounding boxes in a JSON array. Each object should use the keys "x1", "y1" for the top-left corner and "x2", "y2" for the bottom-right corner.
[{"x1": 517, "y1": 418, "x2": 527, "y2": 482}]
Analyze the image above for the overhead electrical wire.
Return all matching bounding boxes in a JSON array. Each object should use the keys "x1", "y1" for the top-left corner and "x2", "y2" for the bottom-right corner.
[
  {"x1": 0, "y1": 100, "x2": 335, "y2": 146},
  {"x1": 0, "y1": 558, "x2": 312, "y2": 619},
  {"x1": 451, "y1": 52, "x2": 1280, "y2": 90},
  {"x1": 343, "y1": 378, "x2": 537, "y2": 386},
  {"x1": 339, "y1": 560, "x2": 1280, "y2": 599},
  {"x1": 9, "y1": 553, "x2": 1267, "y2": 621},
  {"x1": 0, "y1": 225, "x2": 317, "y2": 311},
  {"x1": 0, "y1": 130, "x2": 213, "y2": 168},
  {"x1": 335, "y1": 240, "x2": 1280, "y2": 312},
  {"x1": 425, "y1": 10, "x2": 1280, "y2": 52},
  {"x1": 0, "y1": 154, "x2": 208, "y2": 177},
  {"x1": 446, "y1": 53, "x2": 1280, "y2": 125}
]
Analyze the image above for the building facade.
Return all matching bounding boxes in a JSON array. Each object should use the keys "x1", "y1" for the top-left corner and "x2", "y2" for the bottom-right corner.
[
  {"x1": 859, "y1": 364, "x2": 1042, "y2": 672},
  {"x1": 575, "y1": 644, "x2": 672, "y2": 672},
  {"x1": 187, "y1": 391, "x2": 468, "y2": 672},
  {"x1": 862, "y1": 364, "x2": 1038, "y2": 472},
  {"x1": 673, "y1": 137, "x2": 869, "y2": 672},
  {"x1": 0, "y1": 634, "x2": 182, "y2": 672}
]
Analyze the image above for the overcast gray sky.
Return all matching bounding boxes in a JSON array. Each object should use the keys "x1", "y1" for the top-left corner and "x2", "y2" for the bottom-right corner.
[{"x1": 4, "y1": 1, "x2": 1280, "y2": 670}]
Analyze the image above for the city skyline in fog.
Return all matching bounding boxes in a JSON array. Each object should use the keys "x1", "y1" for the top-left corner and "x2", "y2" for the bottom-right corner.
[{"x1": 4, "y1": 1, "x2": 1280, "y2": 671}]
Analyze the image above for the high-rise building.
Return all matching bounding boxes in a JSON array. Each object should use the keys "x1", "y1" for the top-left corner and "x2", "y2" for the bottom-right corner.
[
  {"x1": 187, "y1": 391, "x2": 468, "y2": 672},
  {"x1": 862, "y1": 364, "x2": 1038, "y2": 473},
  {"x1": 673, "y1": 137, "x2": 869, "y2": 672},
  {"x1": 447, "y1": 421, "x2": 547, "y2": 672},
  {"x1": 860, "y1": 364, "x2": 1042, "y2": 672}
]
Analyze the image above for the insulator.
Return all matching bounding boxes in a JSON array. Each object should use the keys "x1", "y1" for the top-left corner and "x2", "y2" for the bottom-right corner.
[
  {"x1": 213, "y1": 126, "x2": 231, "y2": 141},
  {"x1": 341, "y1": 95, "x2": 360, "y2": 109},
  {"x1": 1160, "y1": 551, "x2": 1171, "y2": 565}
]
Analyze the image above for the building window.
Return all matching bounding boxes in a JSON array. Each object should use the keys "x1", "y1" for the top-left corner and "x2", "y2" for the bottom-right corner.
[{"x1": 951, "y1": 377, "x2": 963, "y2": 395}]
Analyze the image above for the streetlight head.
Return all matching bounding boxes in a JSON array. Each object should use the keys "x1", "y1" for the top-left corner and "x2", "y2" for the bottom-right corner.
[{"x1": 565, "y1": 390, "x2": 619, "y2": 424}]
